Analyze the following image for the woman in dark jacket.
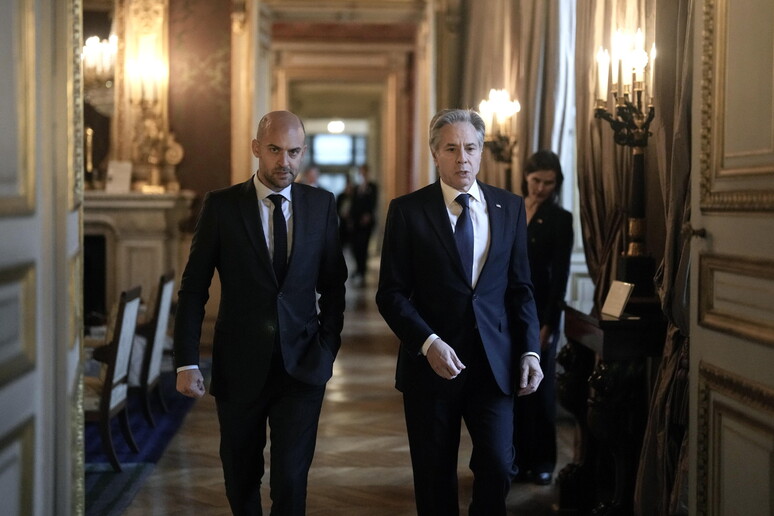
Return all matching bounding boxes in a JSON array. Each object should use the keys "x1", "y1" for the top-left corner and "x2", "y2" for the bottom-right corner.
[{"x1": 513, "y1": 150, "x2": 574, "y2": 485}]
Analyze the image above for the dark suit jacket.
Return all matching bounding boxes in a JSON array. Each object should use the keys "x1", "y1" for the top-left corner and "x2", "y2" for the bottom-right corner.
[
  {"x1": 174, "y1": 178, "x2": 347, "y2": 403},
  {"x1": 527, "y1": 202, "x2": 573, "y2": 329},
  {"x1": 376, "y1": 180, "x2": 540, "y2": 396}
]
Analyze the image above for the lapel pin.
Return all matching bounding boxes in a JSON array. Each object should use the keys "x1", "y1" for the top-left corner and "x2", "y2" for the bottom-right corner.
[{"x1": 495, "y1": 203, "x2": 502, "y2": 208}]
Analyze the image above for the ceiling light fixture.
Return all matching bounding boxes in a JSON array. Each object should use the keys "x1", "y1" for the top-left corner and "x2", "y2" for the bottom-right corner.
[{"x1": 327, "y1": 120, "x2": 345, "y2": 134}]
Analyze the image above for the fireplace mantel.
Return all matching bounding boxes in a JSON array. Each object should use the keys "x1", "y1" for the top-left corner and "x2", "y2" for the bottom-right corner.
[{"x1": 84, "y1": 190, "x2": 196, "y2": 314}]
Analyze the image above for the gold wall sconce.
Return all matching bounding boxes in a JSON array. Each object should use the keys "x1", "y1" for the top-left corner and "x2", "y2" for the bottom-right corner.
[{"x1": 478, "y1": 88, "x2": 520, "y2": 190}]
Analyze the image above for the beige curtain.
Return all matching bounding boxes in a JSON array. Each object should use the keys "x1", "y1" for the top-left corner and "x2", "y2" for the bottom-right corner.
[
  {"x1": 633, "y1": 0, "x2": 693, "y2": 513},
  {"x1": 460, "y1": 0, "x2": 576, "y2": 195}
]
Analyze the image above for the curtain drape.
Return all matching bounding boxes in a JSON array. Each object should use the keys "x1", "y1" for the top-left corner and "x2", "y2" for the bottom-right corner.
[
  {"x1": 633, "y1": 1, "x2": 693, "y2": 513},
  {"x1": 460, "y1": 0, "x2": 575, "y2": 195},
  {"x1": 461, "y1": 0, "x2": 517, "y2": 189}
]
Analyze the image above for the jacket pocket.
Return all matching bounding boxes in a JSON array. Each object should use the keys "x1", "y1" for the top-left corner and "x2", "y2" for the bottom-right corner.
[{"x1": 304, "y1": 316, "x2": 319, "y2": 337}]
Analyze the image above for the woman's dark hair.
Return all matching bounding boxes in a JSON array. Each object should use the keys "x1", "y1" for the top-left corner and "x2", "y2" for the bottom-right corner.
[{"x1": 521, "y1": 150, "x2": 564, "y2": 204}]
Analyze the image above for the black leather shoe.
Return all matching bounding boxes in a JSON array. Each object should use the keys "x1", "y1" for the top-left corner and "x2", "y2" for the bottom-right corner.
[
  {"x1": 534, "y1": 472, "x2": 552, "y2": 485},
  {"x1": 512, "y1": 470, "x2": 534, "y2": 483}
]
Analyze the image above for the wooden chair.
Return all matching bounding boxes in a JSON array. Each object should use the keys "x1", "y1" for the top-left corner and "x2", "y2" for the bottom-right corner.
[
  {"x1": 84, "y1": 286, "x2": 142, "y2": 472},
  {"x1": 134, "y1": 270, "x2": 175, "y2": 427}
]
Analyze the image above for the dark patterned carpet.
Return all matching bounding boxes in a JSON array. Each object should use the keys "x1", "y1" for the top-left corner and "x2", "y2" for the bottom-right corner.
[{"x1": 84, "y1": 370, "x2": 198, "y2": 516}]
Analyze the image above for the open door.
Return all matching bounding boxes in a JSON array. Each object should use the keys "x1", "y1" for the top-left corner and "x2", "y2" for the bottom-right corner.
[{"x1": 690, "y1": 0, "x2": 774, "y2": 514}]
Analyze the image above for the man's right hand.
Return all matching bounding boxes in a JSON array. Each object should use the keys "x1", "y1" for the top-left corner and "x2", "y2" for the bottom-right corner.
[
  {"x1": 426, "y1": 338, "x2": 466, "y2": 380},
  {"x1": 177, "y1": 368, "x2": 206, "y2": 398}
]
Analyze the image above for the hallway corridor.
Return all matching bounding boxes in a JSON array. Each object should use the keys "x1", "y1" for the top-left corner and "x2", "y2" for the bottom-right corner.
[{"x1": 124, "y1": 266, "x2": 572, "y2": 515}]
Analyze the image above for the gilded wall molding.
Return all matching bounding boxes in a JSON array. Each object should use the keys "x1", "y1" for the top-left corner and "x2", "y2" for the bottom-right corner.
[
  {"x1": 699, "y1": 0, "x2": 774, "y2": 212},
  {"x1": 0, "y1": 263, "x2": 36, "y2": 388},
  {"x1": 129, "y1": 0, "x2": 164, "y2": 34},
  {"x1": 113, "y1": 0, "x2": 170, "y2": 165},
  {"x1": 697, "y1": 362, "x2": 774, "y2": 515},
  {"x1": 72, "y1": 369, "x2": 84, "y2": 516},
  {"x1": 70, "y1": 0, "x2": 84, "y2": 210},
  {"x1": 70, "y1": 252, "x2": 83, "y2": 350},
  {"x1": 698, "y1": 253, "x2": 774, "y2": 348}
]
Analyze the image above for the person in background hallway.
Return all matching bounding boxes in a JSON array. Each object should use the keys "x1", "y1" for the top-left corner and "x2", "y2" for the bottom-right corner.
[
  {"x1": 297, "y1": 165, "x2": 321, "y2": 187},
  {"x1": 336, "y1": 174, "x2": 354, "y2": 253},
  {"x1": 349, "y1": 163, "x2": 378, "y2": 284},
  {"x1": 513, "y1": 150, "x2": 573, "y2": 486},
  {"x1": 376, "y1": 108, "x2": 543, "y2": 516},
  {"x1": 174, "y1": 110, "x2": 347, "y2": 516}
]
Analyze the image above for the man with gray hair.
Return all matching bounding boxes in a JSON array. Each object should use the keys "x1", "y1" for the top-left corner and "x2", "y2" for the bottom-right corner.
[{"x1": 376, "y1": 108, "x2": 543, "y2": 515}]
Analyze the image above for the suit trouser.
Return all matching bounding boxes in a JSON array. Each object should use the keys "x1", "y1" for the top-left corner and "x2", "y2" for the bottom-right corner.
[
  {"x1": 402, "y1": 342, "x2": 515, "y2": 516},
  {"x1": 216, "y1": 352, "x2": 325, "y2": 516},
  {"x1": 513, "y1": 330, "x2": 558, "y2": 474}
]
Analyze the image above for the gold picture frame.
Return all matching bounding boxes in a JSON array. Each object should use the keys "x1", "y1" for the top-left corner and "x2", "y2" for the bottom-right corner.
[
  {"x1": 0, "y1": 263, "x2": 37, "y2": 388},
  {"x1": 0, "y1": 0, "x2": 36, "y2": 216},
  {"x1": 699, "y1": 0, "x2": 774, "y2": 212}
]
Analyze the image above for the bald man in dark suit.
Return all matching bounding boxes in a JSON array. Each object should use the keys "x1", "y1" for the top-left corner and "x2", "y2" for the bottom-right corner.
[{"x1": 174, "y1": 111, "x2": 347, "y2": 515}]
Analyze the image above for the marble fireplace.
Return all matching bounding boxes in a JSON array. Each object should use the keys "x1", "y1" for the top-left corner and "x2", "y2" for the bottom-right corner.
[{"x1": 83, "y1": 190, "x2": 195, "y2": 320}]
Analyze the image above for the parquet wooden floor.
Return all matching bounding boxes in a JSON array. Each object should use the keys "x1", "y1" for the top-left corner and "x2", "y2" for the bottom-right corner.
[{"x1": 124, "y1": 265, "x2": 572, "y2": 515}]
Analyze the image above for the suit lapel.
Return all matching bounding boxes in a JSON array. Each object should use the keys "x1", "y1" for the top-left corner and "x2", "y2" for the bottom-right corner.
[
  {"x1": 423, "y1": 181, "x2": 470, "y2": 285},
  {"x1": 477, "y1": 182, "x2": 507, "y2": 285},
  {"x1": 237, "y1": 178, "x2": 274, "y2": 274},
  {"x1": 287, "y1": 183, "x2": 307, "y2": 275}
]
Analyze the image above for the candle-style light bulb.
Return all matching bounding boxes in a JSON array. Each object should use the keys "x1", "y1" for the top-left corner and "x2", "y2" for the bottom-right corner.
[
  {"x1": 479, "y1": 95, "x2": 494, "y2": 138},
  {"x1": 631, "y1": 29, "x2": 648, "y2": 84},
  {"x1": 648, "y1": 43, "x2": 657, "y2": 98},
  {"x1": 596, "y1": 46, "x2": 610, "y2": 101},
  {"x1": 612, "y1": 29, "x2": 626, "y2": 97}
]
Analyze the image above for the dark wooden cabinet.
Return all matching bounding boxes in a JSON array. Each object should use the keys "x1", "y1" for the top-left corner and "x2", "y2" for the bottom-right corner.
[{"x1": 556, "y1": 302, "x2": 666, "y2": 515}]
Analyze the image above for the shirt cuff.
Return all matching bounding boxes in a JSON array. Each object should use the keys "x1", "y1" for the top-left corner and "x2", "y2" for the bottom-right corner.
[
  {"x1": 521, "y1": 351, "x2": 540, "y2": 362},
  {"x1": 176, "y1": 365, "x2": 200, "y2": 373},
  {"x1": 421, "y1": 334, "x2": 439, "y2": 356}
]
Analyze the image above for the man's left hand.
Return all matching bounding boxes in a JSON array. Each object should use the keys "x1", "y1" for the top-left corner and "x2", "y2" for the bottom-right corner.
[{"x1": 517, "y1": 355, "x2": 543, "y2": 396}]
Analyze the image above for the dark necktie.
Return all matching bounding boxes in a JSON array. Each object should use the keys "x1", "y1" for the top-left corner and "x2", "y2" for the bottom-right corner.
[
  {"x1": 269, "y1": 194, "x2": 287, "y2": 283},
  {"x1": 454, "y1": 193, "x2": 473, "y2": 283}
]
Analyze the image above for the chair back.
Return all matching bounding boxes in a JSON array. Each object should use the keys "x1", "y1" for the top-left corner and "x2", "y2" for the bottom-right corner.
[
  {"x1": 145, "y1": 271, "x2": 175, "y2": 386},
  {"x1": 103, "y1": 286, "x2": 142, "y2": 411}
]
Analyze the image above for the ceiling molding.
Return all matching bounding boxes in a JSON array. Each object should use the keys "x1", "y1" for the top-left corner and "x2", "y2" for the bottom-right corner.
[{"x1": 263, "y1": 0, "x2": 426, "y2": 24}]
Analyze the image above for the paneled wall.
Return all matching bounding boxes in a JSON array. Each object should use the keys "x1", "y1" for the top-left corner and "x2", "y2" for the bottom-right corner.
[{"x1": 169, "y1": 0, "x2": 233, "y2": 202}]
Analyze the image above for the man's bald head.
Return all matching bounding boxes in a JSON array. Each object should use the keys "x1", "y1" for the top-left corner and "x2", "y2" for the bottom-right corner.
[{"x1": 256, "y1": 111, "x2": 306, "y2": 140}]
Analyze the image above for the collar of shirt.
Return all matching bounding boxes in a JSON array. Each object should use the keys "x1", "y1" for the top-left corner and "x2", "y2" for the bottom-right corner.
[
  {"x1": 439, "y1": 179, "x2": 484, "y2": 217},
  {"x1": 253, "y1": 174, "x2": 293, "y2": 204}
]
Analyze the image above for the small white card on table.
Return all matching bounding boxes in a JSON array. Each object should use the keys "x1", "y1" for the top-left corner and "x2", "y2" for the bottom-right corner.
[{"x1": 601, "y1": 280, "x2": 635, "y2": 318}]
